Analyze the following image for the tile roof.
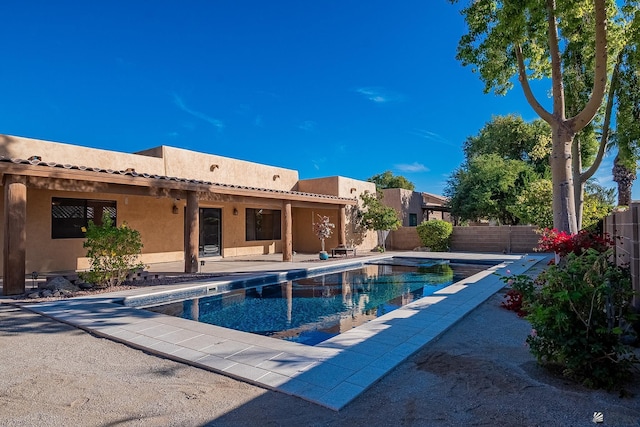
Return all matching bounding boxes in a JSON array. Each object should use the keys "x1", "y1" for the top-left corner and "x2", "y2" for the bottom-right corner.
[{"x1": 0, "y1": 156, "x2": 356, "y2": 203}]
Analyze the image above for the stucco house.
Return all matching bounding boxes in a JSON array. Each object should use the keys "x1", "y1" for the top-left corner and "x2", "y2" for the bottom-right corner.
[
  {"x1": 381, "y1": 188, "x2": 451, "y2": 227},
  {"x1": 380, "y1": 188, "x2": 451, "y2": 251},
  {"x1": 0, "y1": 134, "x2": 377, "y2": 295}
]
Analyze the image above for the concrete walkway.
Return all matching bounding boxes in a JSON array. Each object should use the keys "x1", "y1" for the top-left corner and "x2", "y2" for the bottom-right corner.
[{"x1": 13, "y1": 251, "x2": 546, "y2": 410}]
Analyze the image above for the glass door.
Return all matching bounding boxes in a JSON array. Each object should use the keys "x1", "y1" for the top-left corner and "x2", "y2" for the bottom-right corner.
[{"x1": 199, "y1": 208, "x2": 221, "y2": 257}]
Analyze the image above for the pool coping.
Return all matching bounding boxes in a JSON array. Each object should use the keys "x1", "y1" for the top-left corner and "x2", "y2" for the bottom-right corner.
[{"x1": 21, "y1": 252, "x2": 546, "y2": 411}]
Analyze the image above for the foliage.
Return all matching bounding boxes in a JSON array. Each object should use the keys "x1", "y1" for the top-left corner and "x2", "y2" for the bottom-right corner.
[
  {"x1": 416, "y1": 220, "x2": 453, "y2": 252},
  {"x1": 537, "y1": 228, "x2": 613, "y2": 257},
  {"x1": 367, "y1": 171, "x2": 415, "y2": 191},
  {"x1": 509, "y1": 179, "x2": 554, "y2": 229},
  {"x1": 500, "y1": 273, "x2": 538, "y2": 317},
  {"x1": 451, "y1": 0, "x2": 637, "y2": 234},
  {"x1": 509, "y1": 179, "x2": 613, "y2": 229},
  {"x1": 312, "y1": 214, "x2": 334, "y2": 252},
  {"x1": 501, "y1": 228, "x2": 639, "y2": 390},
  {"x1": 526, "y1": 249, "x2": 638, "y2": 389},
  {"x1": 445, "y1": 153, "x2": 535, "y2": 225},
  {"x1": 463, "y1": 115, "x2": 552, "y2": 175},
  {"x1": 81, "y1": 216, "x2": 144, "y2": 288},
  {"x1": 359, "y1": 192, "x2": 402, "y2": 232}
]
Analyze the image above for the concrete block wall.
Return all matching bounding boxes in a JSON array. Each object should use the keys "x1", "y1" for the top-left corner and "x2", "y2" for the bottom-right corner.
[
  {"x1": 387, "y1": 225, "x2": 540, "y2": 253},
  {"x1": 604, "y1": 204, "x2": 640, "y2": 309},
  {"x1": 387, "y1": 227, "x2": 422, "y2": 250},
  {"x1": 449, "y1": 225, "x2": 540, "y2": 253}
]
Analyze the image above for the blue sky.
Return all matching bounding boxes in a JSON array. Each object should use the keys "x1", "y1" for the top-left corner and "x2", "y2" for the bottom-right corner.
[{"x1": 0, "y1": 1, "x2": 622, "y2": 198}]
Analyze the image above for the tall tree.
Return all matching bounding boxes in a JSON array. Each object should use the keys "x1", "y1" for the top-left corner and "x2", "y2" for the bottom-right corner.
[
  {"x1": 611, "y1": 16, "x2": 640, "y2": 206},
  {"x1": 445, "y1": 154, "x2": 535, "y2": 225},
  {"x1": 367, "y1": 171, "x2": 415, "y2": 191},
  {"x1": 463, "y1": 114, "x2": 552, "y2": 175},
  {"x1": 452, "y1": 0, "x2": 637, "y2": 233}
]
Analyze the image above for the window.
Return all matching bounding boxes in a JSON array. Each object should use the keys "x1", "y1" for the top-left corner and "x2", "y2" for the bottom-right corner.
[
  {"x1": 409, "y1": 213, "x2": 418, "y2": 227},
  {"x1": 245, "y1": 208, "x2": 281, "y2": 241},
  {"x1": 51, "y1": 198, "x2": 117, "y2": 239}
]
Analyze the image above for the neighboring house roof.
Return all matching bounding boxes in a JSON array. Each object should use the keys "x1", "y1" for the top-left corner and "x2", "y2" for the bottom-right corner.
[
  {"x1": 421, "y1": 191, "x2": 448, "y2": 202},
  {"x1": 0, "y1": 156, "x2": 357, "y2": 205}
]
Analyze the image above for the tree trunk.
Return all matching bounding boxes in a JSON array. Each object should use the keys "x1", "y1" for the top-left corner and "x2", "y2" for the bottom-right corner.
[
  {"x1": 572, "y1": 134, "x2": 584, "y2": 230},
  {"x1": 613, "y1": 154, "x2": 636, "y2": 206},
  {"x1": 551, "y1": 123, "x2": 578, "y2": 234}
]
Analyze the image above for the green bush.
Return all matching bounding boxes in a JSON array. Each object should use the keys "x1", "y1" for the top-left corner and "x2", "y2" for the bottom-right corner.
[
  {"x1": 524, "y1": 249, "x2": 638, "y2": 389},
  {"x1": 80, "y1": 216, "x2": 144, "y2": 288},
  {"x1": 416, "y1": 220, "x2": 453, "y2": 252}
]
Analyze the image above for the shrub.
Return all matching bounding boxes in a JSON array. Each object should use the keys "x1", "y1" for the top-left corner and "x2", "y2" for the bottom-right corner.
[
  {"x1": 81, "y1": 216, "x2": 144, "y2": 288},
  {"x1": 537, "y1": 228, "x2": 613, "y2": 257},
  {"x1": 525, "y1": 249, "x2": 638, "y2": 389},
  {"x1": 416, "y1": 220, "x2": 452, "y2": 252},
  {"x1": 500, "y1": 273, "x2": 538, "y2": 317}
]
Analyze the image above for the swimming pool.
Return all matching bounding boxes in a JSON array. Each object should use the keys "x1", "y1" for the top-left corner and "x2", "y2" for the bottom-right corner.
[{"x1": 144, "y1": 257, "x2": 493, "y2": 345}]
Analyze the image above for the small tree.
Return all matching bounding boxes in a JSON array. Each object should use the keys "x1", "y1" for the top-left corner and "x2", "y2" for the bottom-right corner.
[
  {"x1": 359, "y1": 192, "x2": 401, "y2": 251},
  {"x1": 416, "y1": 220, "x2": 453, "y2": 252},
  {"x1": 367, "y1": 171, "x2": 415, "y2": 191},
  {"x1": 81, "y1": 216, "x2": 144, "y2": 288},
  {"x1": 312, "y1": 214, "x2": 334, "y2": 253}
]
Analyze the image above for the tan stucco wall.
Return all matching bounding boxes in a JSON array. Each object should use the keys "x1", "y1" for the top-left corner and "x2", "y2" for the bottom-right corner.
[
  {"x1": 0, "y1": 187, "x2": 292, "y2": 274},
  {"x1": 0, "y1": 135, "x2": 166, "y2": 174},
  {"x1": 157, "y1": 146, "x2": 300, "y2": 191},
  {"x1": 0, "y1": 135, "x2": 378, "y2": 274},
  {"x1": 0, "y1": 134, "x2": 300, "y2": 191}
]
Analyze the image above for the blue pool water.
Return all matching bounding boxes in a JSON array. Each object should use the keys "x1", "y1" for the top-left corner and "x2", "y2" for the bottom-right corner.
[{"x1": 145, "y1": 258, "x2": 491, "y2": 345}]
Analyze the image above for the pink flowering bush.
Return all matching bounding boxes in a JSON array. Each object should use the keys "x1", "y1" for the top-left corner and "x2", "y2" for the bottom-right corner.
[
  {"x1": 313, "y1": 214, "x2": 334, "y2": 252},
  {"x1": 537, "y1": 228, "x2": 613, "y2": 258}
]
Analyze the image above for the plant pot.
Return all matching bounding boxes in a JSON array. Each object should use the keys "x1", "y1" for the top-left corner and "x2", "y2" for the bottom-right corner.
[{"x1": 319, "y1": 251, "x2": 329, "y2": 260}]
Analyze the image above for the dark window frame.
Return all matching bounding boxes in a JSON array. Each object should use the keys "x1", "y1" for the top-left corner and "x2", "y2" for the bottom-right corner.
[
  {"x1": 245, "y1": 208, "x2": 281, "y2": 241},
  {"x1": 409, "y1": 213, "x2": 418, "y2": 227},
  {"x1": 51, "y1": 197, "x2": 117, "y2": 239}
]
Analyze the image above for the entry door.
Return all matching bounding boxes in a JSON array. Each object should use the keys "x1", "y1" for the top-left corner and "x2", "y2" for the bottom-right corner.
[{"x1": 199, "y1": 208, "x2": 221, "y2": 257}]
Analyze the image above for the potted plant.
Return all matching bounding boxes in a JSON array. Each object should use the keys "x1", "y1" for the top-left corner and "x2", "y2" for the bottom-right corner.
[{"x1": 313, "y1": 214, "x2": 335, "y2": 260}]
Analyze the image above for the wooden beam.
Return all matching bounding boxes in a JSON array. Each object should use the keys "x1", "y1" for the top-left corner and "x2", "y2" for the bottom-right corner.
[
  {"x1": 339, "y1": 205, "x2": 347, "y2": 246},
  {"x1": 184, "y1": 191, "x2": 199, "y2": 273},
  {"x1": 282, "y1": 200, "x2": 292, "y2": 262},
  {"x1": 0, "y1": 163, "x2": 357, "y2": 205},
  {"x1": 3, "y1": 175, "x2": 26, "y2": 295}
]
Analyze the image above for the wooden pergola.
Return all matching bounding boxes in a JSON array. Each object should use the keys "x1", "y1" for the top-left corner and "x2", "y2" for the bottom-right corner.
[{"x1": 1, "y1": 160, "x2": 356, "y2": 295}]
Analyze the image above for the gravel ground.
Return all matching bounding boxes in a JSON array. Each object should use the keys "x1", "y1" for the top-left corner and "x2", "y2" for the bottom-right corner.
[{"x1": 1, "y1": 289, "x2": 640, "y2": 427}]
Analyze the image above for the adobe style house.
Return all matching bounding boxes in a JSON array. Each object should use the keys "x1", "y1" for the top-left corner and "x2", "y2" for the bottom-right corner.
[
  {"x1": 380, "y1": 188, "x2": 451, "y2": 251},
  {"x1": 381, "y1": 188, "x2": 451, "y2": 227},
  {"x1": 0, "y1": 134, "x2": 377, "y2": 295}
]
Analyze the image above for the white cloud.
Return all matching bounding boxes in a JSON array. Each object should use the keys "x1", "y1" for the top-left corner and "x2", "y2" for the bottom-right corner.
[
  {"x1": 298, "y1": 120, "x2": 317, "y2": 131},
  {"x1": 172, "y1": 93, "x2": 224, "y2": 131},
  {"x1": 355, "y1": 87, "x2": 402, "y2": 104},
  {"x1": 409, "y1": 129, "x2": 457, "y2": 147},
  {"x1": 395, "y1": 162, "x2": 429, "y2": 173}
]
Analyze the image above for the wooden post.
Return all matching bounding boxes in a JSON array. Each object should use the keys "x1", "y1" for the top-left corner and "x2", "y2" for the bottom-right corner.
[
  {"x1": 184, "y1": 191, "x2": 199, "y2": 273},
  {"x1": 339, "y1": 205, "x2": 347, "y2": 246},
  {"x1": 282, "y1": 200, "x2": 292, "y2": 262},
  {"x1": 3, "y1": 175, "x2": 27, "y2": 295}
]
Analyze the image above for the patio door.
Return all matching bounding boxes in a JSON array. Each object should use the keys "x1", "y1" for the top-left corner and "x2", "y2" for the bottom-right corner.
[{"x1": 199, "y1": 208, "x2": 221, "y2": 257}]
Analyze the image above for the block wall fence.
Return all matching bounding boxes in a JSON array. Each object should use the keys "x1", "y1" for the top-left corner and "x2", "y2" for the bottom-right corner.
[
  {"x1": 603, "y1": 203, "x2": 640, "y2": 309},
  {"x1": 387, "y1": 225, "x2": 540, "y2": 253}
]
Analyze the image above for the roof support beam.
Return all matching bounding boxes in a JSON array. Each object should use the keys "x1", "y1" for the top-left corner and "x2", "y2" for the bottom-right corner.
[{"x1": 3, "y1": 175, "x2": 26, "y2": 295}]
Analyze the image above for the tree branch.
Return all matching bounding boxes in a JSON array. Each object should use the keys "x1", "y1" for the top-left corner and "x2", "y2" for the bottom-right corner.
[
  {"x1": 569, "y1": 0, "x2": 609, "y2": 131},
  {"x1": 546, "y1": 0, "x2": 565, "y2": 120},
  {"x1": 515, "y1": 45, "x2": 554, "y2": 123},
  {"x1": 580, "y1": 53, "x2": 621, "y2": 184}
]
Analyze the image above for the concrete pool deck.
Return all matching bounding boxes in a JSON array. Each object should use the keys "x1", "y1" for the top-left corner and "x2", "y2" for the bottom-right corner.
[{"x1": 15, "y1": 251, "x2": 547, "y2": 411}]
